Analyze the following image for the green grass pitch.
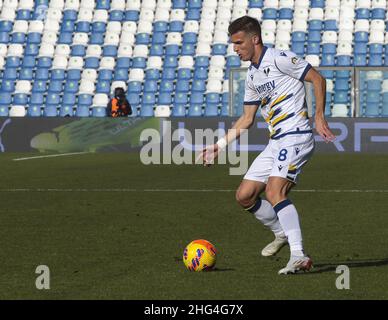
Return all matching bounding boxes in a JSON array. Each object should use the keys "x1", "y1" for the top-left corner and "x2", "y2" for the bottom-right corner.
[{"x1": 0, "y1": 152, "x2": 387, "y2": 299}]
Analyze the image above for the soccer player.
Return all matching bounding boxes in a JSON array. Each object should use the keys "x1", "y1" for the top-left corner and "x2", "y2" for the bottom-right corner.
[{"x1": 199, "y1": 16, "x2": 335, "y2": 274}]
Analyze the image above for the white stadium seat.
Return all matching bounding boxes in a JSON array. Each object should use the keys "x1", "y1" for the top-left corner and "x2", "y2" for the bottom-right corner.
[
  {"x1": 129, "y1": 68, "x2": 145, "y2": 82},
  {"x1": 78, "y1": 8, "x2": 93, "y2": 22},
  {"x1": 93, "y1": 9, "x2": 108, "y2": 23},
  {"x1": 184, "y1": 21, "x2": 199, "y2": 33},
  {"x1": 41, "y1": 31, "x2": 58, "y2": 45},
  {"x1": 331, "y1": 104, "x2": 349, "y2": 117},
  {"x1": 99, "y1": 57, "x2": 115, "y2": 70},
  {"x1": 324, "y1": 7, "x2": 340, "y2": 21},
  {"x1": 369, "y1": 31, "x2": 384, "y2": 43},
  {"x1": 354, "y1": 19, "x2": 369, "y2": 32},
  {"x1": 7, "y1": 44, "x2": 24, "y2": 57},
  {"x1": 0, "y1": 44, "x2": 7, "y2": 57},
  {"x1": 111, "y1": 81, "x2": 127, "y2": 94},
  {"x1": 50, "y1": 0, "x2": 65, "y2": 10},
  {"x1": 4, "y1": 0, "x2": 19, "y2": 9},
  {"x1": 92, "y1": 93, "x2": 109, "y2": 107},
  {"x1": 46, "y1": 8, "x2": 62, "y2": 21},
  {"x1": 292, "y1": 19, "x2": 308, "y2": 32},
  {"x1": 170, "y1": 9, "x2": 185, "y2": 21},
  {"x1": 247, "y1": 8, "x2": 262, "y2": 20},
  {"x1": 196, "y1": 43, "x2": 212, "y2": 56},
  {"x1": 371, "y1": 0, "x2": 386, "y2": 8},
  {"x1": 68, "y1": 56, "x2": 84, "y2": 69},
  {"x1": 81, "y1": 69, "x2": 97, "y2": 81},
  {"x1": 166, "y1": 32, "x2": 183, "y2": 45},
  {"x1": 122, "y1": 21, "x2": 137, "y2": 34},
  {"x1": 106, "y1": 21, "x2": 122, "y2": 34},
  {"x1": 120, "y1": 32, "x2": 135, "y2": 45},
  {"x1": 154, "y1": 106, "x2": 171, "y2": 117},
  {"x1": 126, "y1": 0, "x2": 141, "y2": 10},
  {"x1": 261, "y1": 20, "x2": 277, "y2": 32},
  {"x1": 73, "y1": 33, "x2": 89, "y2": 45},
  {"x1": 203, "y1": 0, "x2": 218, "y2": 9},
  {"x1": 264, "y1": 0, "x2": 279, "y2": 9},
  {"x1": 178, "y1": 56, "x2": 194, "y2": 69},
  {"x1": 85, "y1": 45, "x2": 102, "y2": 57},
  {"x1": 9, "y1": 106, "x2": 26, "y2": 117},
  {"x1": 199, "y1": 19, "x2": 215, "y2": 33},
  {"x1": 276, "y1": 30, "x2": 291, "y2": 44},
  {"x1": 141, "y1": 0, "x2": 156, "y2": 10},
  {"x1": 206, "y1": 79, "x2": 222, "y2": 93},
  {"x1": 154, "y1": 8, "x2": 170, "y2": 22},
  {"x1": 309, "y1": 8, "x2": 324, "y2": 20},
  {"x1": 322, "y1": 31, "x2": 338, "y2": 44},
  {"x1": 52, "y1": 56, "x2": 68, "y2": 69},
  {"x1": 370, "y1": 20, "x2": 385, "y2": 32},
  {"x1": 28, "y1": 21, "x2": 44, "y2": 33},
  {"x1": 64, "y1": 0, "x2": 80, "y2": 11},
  {"x1": 356, "y1": 0, "x2": 371, "y2": 8},
  {"x1": 305, "y1": 55, "x2": 320, "y2": 66},
  {"x1": 38, "y1": 44, "x2": 54, "y2": 57},
  {"x1": 117, "y1": 45, "x2": 133, "y2": 58},
  {"x1": 208, "y1": 67, "x2": 224, "y2": 80},
  {"x1": 104, "y1": 32, "x2": 120, "y2": 46},
  {"x1": 157, "y1": 0, "x2": 172, "y2": 9},
  {"x1": 146, "y1": 56, "x2": 163, "y2": 69},
  {"x1": 137, "y1": 21, "x2": 153, "y2": 34},
  {"x1": 336, "y1": 42, "x2": 353, "y2": 55},
  {"x1": 210, "y1": 55, "x2": 226, "y2": 68},
  {"x1": 280, "y1": 0, "x2": 294, "y2": 8},
  {"x1": 15, "y1": 80, "x2": 32, "y2": 94},
  {"x1": 81, "y1": 0, "x2": 95, "y2": 9},
  {"x1": 0, "y1": 8, "x2": 16, "y2": 21},
  {"x1": 133, "y1": 45, "x2": 148, "y2": 58},
  {"x1": 326, "y1": 79, "x2": 334, "y2": 93},
  {"x1": 139, "y1": 9, "x2": 155, "y2": 22},
  {"x1": 217, "y1": 7, "x2": 232, "y2": 21},
  {"x1": 213, "y1": 30, "x2": 228, "y2": 44},
  {"x1": 13, "y1": 20, "x2": 28, "y2": 33},
  {"x1": 262, "y1": 31, "x2": 275, "y2": 44},
  {"x1": 219, "y1": 0, "x2": 233, "y2": 8},
  {"x1": 79, "y1": 80, "x2": 95, "y2": 94},
  {"x1": 277, "y1": 20, "x2": 292, "y2": 31},
  {"x1": 111, "y1": 0, "x2": 126, "y2": 11},
  {"x1": 338, "y1": 31, "x2": 353, "y2": 43},
  {"x1": 339, "y1": 19, "x2": 354, "y2": 32},
  {"x1": 0, "y1": 56, "x2": 4, "y2": 69}
]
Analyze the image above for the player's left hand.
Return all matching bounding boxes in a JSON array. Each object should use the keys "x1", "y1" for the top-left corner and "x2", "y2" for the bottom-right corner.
[
  {"x1": 315, "y1": 116, "x2": 335, "y2": 143},
  {"x1": 196, "y1": 144, "x2": 219, "y2": 166}
]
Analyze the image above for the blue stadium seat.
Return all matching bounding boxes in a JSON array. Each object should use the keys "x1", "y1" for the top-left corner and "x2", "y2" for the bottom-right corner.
[
  {"x1": 44, "y1": 106, "x2": 58, "y2": 117},
  {"x1": 92, "y1": 107, "x2": 107, "y2": 117},
  {"x1": 32, "y1": 80, "x2": 46, "y2": 93},
  {"x1": 76, "y1": 21, "x2": 90, "y2": 33},
  {"x1": 226, "y1": 55, "x2": 241, "y2": 68},
  {"x1": 185, "y1": 8, "x2": 201, "y2": 20},
  {"x1": 96, "y1": 0, "x2": 110, "y2": 10},
  {"x1": 63, "y1": 10, "x2": 78, "y2": 21},
  {"x1": 183, "y1": 32, "x2": 197, "y2": 44},
  {"x1": 92, "y1": 22, "x2": 106, "y2": 33},
  {"x1": 171, "y1": 104, "x2": 186, "y2": 116},
  {"x1": 37, "y1": 57, "x2": 52, "y2": 68},
  {"x1": 16, "y1": 9, "x2": 32, "y2": 20},
  {"x1": 321, "y1": 54, "x2": 335, "y2": 66},
  {"x1": 174, "y1": 92, "x2": 189, "y2": 104},
  {"x1": 356, "y1": 8, "x2": 370, "y2": 19},
  {"x1": 354, "y1": 54, "x2": 367, "y2": 66},
  {"x1": 160, "y1": 81, "x2": 174, "y2": 92},
  {"x1": 61, "y1": 20, "x2": 75, "y2": 32},
  {"x1": 308, "y1": 20, "x2": 323, "y2": 31},
  {"x1": 369, "y1": 55, "x2": 383, "y2": 66},
  {"x1": 113, "y1": 68, "x2": 129, "y2": 81},
  {"x1": 142, "y1": 92, "x2": 156, "y2": 105},
  {"x1": 25, "y1": 43, "x2": 39, "y2": 56},
  {"x1": 145, "y1": 69, "x2": 160, "y2": 80},
  {"x1": 13, "y1": 93, "x2": 29, "y2": 105},
  {"x1": 195, "y1": 56, "x2": 210, "y2": 68},
  {"x1": 58, "y1": 32, "x2": 73, "y2": 44},
  {"x1": 89, "y1": 32, "x2": 104, "y2": 45},
  {"x1": 35, "y1": 68, "x2": 49, "y2": 80},
  {"x1": 3, "y1": 68, "x2": 18, "y2": 80},
  {"x1": 19, "y1": 68, "x2": 34, "y2": 80},
  {"x1": 324, "y1": 20, "x2": 338, "y2": 31},
  {"x1": 140, "y1": 105, "x2": 154, "y2": 117},
  {"x1": 164, "y1": 56, "x2": 178, "y2": 68},
  {"x1": 98, "y1": 69, "x2": 112, "y2": 81},
  {"x1": 169, "y1": 21, "x2": 184, "y2": 32},
  {"x1": 136, "y1": 33, "x2": 151, "y2": 45},
  {"x1": 291, "y1": 42, "x2": 305, "y2": 56},
  {"x1": 307, "y1": 42, "x2": 320, "y2": 54},
  {"x1": 193, "y1": 67, "x2": 208, "y2": 80},
  {"x1": 161, "y1": 67, "x2": 176, "y2": 80},
  {"x1": 188, "y1": 104, "x2": 203, "y2": 116},
  {"x1": 22, "y1": 56, "x2": 36, "y2": 68},
  {"x1": 143, "y1": 80, "x2": 158, "y2": 93},
  {"x1": 165, "y1": 44, "x2": 180, "y2": 56},
  {"x1": 366, "y1": 79, "x2": 382, "y2": 91},
  {"x1": 0, "y1": 92, "x2": 12, "y2": 106},
  {"x1": 382, "y1": 94, "x2": 388, "y2": 116},
  {"x1": 263, "y1": 8, "x2": 277, "y2": 19},
  {"x1": 27, "y1": 105, "x2": 42, "y2": 117},
  {"x1": 322, "y1": 43, "x2": 336, "y2": 54},
  {"x1": 355, "y1": 32, "x2": 368, "y2": 43},
  {"x1": 26, "y1": 33, "x2": 41, "y2": 44},
  {"x1": 191, "y1": 80, "x2": 206, "y2": 92},
  {"x1": 0, "y1": 32, "x2": 9, "y2": 43},
  {"x1": 150, "y1": 44, "x2": 164, "y2": 56},
  {"x1": 173, "y1": 0, "x2": 187, "y2": 9},
  {"x1": 30, "y1": 93, "x2": 44, "y2": 105},
  {"x1": 116, "y1": 57, "x2": 131, "y2": 69},
  {"x1": 307, "y1": 31, "x2": 321, "y2": 42},
  {"x1": 190, "y1": 92, "x2": 204, "y2": 105},
  {"x1": 336, "y1": 55, "x2": 352, "y2": 66},
  {"x1": 206, "y1": 93, "x2": 220, "y2": 105},
  {"x1": 204, "y1": 104, "x2": 219, "y2": 116},
  {"x1": 60, "y1": 106, "x2": 74, "y2": 117},
  {"x1": 0, "y1": 21, "x2": 13, "y2": 32},
  {"x1": 320, "y1": 70, "x2": 334, "y2": 78},
  {"x1": 103, "y1": 45, "x2": 118, "y2": 57},
  {"x1": 279, "y1": 8, "x2": 293, "y2": 19},
  {"x1": 152, "y1": 32, "x2": 166, "y2": 45},
  {"x1": 71, "y1": 45, "x2": 86, "y2": 57},
  {"x1": 333, "y1": 91, "x2": 349, "y2": 104},
  {"x1": 177, "y1": 69, "x2": 192, "y2": 80},
  {"x1": 153, "y1": 21, "x2": 168, "y2": 32},
  {"x1": 62, "y1": 93, "x2": 76, "y2": 107},
  {"x1": 110, "y1": 10, "x2": 124, "y2": 21},
  {"x1": 127, "y1": 93, "x2": 141, "y2": 106},
  {"x1": 51, "y1": 69, "x2": 66, "y2": 81},
  {"x1": 78, "y1": 94, "x2": 93, "y2": 107},
  {"x1": 335, "y1": 79, "x2": 350, "y2": 91},
  {"x1": 311, "y1": 0, "x2": 325, "y2": 7},
  {"x1": 181, "y1": 44, "x2": 196, "y2": 55},
  {"x1": 128, "y1": 81, "x2": 142, "y2": 93},
  {"x1": 212, "y1": 44, "x2": 227, "y2": 55},
  {"x1": 371, "y1": 8, "x2": 386, "y2": 20},
  {"x1": 5, "y1": 57, "x2": 21, "y2": 68},
  {"x1": 0, "y1": 105, "x2": 9, "y2": 116},
  {"x1": 11, "y1": 32, "x2": 26, "y2": 44},
  {"x1": 131, "y1": 57, "x2": 147, "y2": 69},
  {"x1": 76, "y1": 106, "x2": 90, "y2": 117},
  {"x1": 64, "y1": 80, "x2": 79, "y2": 93},
  {"x1": 46, "y1": 93, "x2": 61, "y2": 105},
  {"x1": 158, "y1": 92, "x2": 173, "y2": 105},
  {"x1": 125, "y1": 10, "x2": 140, "y2": 22},
  {"x1": 95, "y1": 81, "x2": 110, "y2": 94}
]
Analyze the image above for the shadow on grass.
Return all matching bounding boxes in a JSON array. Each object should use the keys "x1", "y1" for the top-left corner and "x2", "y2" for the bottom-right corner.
[{"x1": 301, "y1": 258, "x2": 388, "y2": 275}]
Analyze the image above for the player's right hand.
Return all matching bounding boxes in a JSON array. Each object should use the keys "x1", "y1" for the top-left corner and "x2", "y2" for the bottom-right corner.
[{"x1": 196, "y1": 144, "x2": 220, "y2": 167}]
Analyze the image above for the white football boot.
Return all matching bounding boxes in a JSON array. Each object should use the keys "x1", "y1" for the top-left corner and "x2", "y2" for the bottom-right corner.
[
  {"x1": 278, "y1": 255, "x2": 313, "y2": 275},
  {"x1": 261, "y1": 233, "x2": 288, "y2": 257}
]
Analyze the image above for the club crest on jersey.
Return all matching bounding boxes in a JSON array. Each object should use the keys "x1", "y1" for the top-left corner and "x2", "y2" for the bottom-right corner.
[
  {"x1": 291, "y1": 57, "x2": 298, "y2": 64},
  {"x1": 264, "y1": 67, "x2": 270, "y2": 77}
]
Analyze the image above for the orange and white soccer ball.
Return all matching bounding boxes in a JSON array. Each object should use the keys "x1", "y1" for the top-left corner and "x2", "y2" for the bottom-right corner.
[{"x1": 183, "y1": 239, "x2": 217, "y2": 271}]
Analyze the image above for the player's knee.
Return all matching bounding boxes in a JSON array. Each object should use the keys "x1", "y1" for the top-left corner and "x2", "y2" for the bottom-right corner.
[
  {"x1": 235, "y1": 189, "x2": 255, "y2": 208},
  {"x1": 265, "y1": 186, "x2": 283, "y2": 206}
]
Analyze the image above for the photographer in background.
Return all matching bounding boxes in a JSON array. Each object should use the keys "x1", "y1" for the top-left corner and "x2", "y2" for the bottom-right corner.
[{"x1": 107, "y1": 87, "x2": 132, "y2": 117}]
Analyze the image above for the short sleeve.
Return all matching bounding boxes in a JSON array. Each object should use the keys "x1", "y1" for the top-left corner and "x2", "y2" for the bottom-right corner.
[
  {"x1": 243, "y1": 72, "x2": 261, "y2": 106},
  {"x1": 274, "y1": 52, "x2": 312, "y2": 81}
]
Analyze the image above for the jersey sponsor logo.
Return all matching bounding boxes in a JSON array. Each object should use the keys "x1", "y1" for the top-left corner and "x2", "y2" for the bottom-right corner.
[{"x1": 255, "y1": 80, "x2": 275, "y2": 94}]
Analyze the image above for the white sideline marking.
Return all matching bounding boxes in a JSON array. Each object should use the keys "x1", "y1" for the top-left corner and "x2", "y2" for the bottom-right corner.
[
  {"x1": 13, "y1": 152, "x2": 91, "y2": 161},
  {"x1": 0, "y1": 189, "x2": 387, "y2": 193}
]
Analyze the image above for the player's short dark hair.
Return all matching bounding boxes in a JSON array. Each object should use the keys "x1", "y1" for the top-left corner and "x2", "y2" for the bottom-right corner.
[{"x1": 228, "y1": 16, "x2": 262, "y2": 38}]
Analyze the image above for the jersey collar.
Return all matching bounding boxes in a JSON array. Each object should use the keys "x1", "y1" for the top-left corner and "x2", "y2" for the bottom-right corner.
[{"x1": 250, "y1": 46, "x2": 268, "y2": 70}]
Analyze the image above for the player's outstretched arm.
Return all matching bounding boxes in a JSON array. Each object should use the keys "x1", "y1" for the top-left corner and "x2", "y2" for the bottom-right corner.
[
  {"x1": 197, "y1": 105, "x2": 259, "y2": 166},
  {"x1": 304, "y1": 68, "x2": 336, "y2": 143}
]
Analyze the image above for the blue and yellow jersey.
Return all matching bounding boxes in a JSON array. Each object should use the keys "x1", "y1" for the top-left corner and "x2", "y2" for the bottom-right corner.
[{"x1": 244, "y1": 46, "x2": 312, "y2": 139}]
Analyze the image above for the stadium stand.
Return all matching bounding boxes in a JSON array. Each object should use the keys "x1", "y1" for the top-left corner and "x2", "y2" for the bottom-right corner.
[{"x1": 0, "y1": 0, "x2": 387, "y2": 117}]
